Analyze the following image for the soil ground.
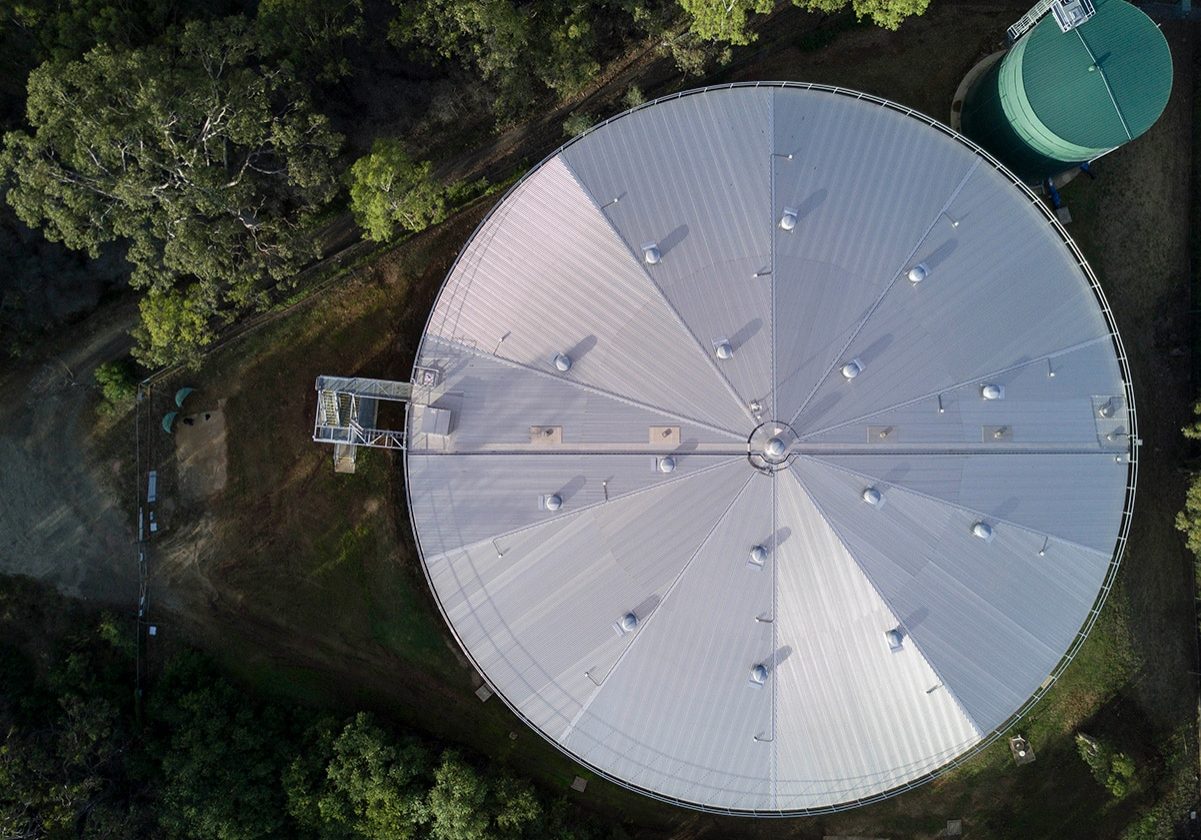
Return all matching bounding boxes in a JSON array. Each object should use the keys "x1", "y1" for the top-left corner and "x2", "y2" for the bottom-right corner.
[{"x1": 2, "y1": 2, "x2": 1199, "y2": 838}]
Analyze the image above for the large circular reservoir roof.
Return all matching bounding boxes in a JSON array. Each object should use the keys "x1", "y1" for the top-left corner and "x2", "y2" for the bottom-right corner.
[{"x1": 404, "y1": 84, "x2": 1136, "y2": 814}]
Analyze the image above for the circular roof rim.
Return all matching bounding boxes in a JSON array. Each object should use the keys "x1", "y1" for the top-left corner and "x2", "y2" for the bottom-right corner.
[{"x1": 401, "y1": 82, "x2": 1140, "y2": 816}]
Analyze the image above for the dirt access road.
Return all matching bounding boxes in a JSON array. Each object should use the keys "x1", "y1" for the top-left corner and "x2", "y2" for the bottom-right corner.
[{"x1": 0, "y1": 302, "x2": 136, "y2": 603}]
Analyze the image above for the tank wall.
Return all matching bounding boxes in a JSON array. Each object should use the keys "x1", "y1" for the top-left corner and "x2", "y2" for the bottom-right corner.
[
  {"x1": 996, "y1": 36, "x2": 1114, "y2": 164},
  {"x1": 961, "y1": 56, "x2": 1080, "y2": 183}
]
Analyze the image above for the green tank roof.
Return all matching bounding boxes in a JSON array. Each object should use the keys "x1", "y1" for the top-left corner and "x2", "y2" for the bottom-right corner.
[{"x1": 962, "y1": 0, "x2": 1172, "y2": 181}]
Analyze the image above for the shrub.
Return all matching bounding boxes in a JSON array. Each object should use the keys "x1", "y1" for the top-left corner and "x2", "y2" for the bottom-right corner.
[
  {"x1": 1076, "y1": 733, "x2": 1138, "y2": 798},
  {"x1": 562, "y1": 111, "x2": 594, "y2": 138},
  {"x1": 93, "y1": 359, "x2": 138, "y2": 414}
]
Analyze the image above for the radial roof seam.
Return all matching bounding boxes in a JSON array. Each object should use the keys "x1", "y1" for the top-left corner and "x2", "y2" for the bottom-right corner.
[
  {"x1": 554, "y1": 152, "x2": 756, "y2": 426},
  {"x1": 795, "y1": 334, "x2": 1114, "y2": 441},
  {"x1": 560, "y1": 470, "x2": 760, "y2": 739},
  {"x1": 1074, "y1": 28, "x2": 1133, "y2": 141},
  {"x1": 780, "y1": 465, "x2": 984, "y2": 737},
  {"x1": 770, "y1": 471, "x2": 780, "y2": 809},
  {"x1": 422, "y1": 334, "x2": 747, "y2": 440},
  {"x1": 796, "y1": 453, "x2": 1116, "y2": 559},
  {"x1": 785, "y1": 156, "x2": 984, "y2": 430},
  {"x1": 769, "y1": 88, "x2": 779, "y2": 420},
  {"x1": 415, "y1": 454, "x2": 748, "y2": 566}
]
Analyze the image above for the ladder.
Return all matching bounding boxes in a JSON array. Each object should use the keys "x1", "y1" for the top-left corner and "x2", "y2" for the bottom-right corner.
[{"x1": 1008, "y1": 0, "x2": 1095, "y2": 43}]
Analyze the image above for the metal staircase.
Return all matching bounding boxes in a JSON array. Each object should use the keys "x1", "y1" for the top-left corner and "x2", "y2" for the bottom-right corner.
[{"x1": 1008, "y1": 0, "x2": 1095, "y2": 43}]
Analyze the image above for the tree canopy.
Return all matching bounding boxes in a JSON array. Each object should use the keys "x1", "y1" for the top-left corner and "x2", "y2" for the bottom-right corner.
[
  {"x1": 388, "y1": 0, "x2": 601, "y2": 119},
  {"x1": 0, "y1": 573, "x2": 621, "y2": 840},
  {"x1": 0, "y1": 16, "x2": 342, "y2": 366},
  {"x1": 681, "y1": 0, "x2": 929, "y2": 45},
  {"x1": 347, "y1": 139, "x2": 446, "y2": 243}
]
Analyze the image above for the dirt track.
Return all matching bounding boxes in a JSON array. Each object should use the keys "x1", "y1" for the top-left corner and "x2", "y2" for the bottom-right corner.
[{"x1": 0, "y1": 302, "x2": 137, "y2": 603}]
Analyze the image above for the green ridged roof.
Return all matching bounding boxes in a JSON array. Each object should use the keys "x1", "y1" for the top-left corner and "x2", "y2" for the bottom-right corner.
[{"x1": 1018, "y1": 0, "x2": 1172, "y2": 149}]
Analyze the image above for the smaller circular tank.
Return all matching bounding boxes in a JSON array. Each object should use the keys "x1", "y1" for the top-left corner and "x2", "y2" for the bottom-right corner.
[{"x1": 961, "y1": 0, "x2": 1172, "y2": 182}]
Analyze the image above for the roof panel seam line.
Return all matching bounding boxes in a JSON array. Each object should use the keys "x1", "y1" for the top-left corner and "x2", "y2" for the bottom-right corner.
[
  {"x1": 780, "y1": 466, "x2": 984, "y2": 737},
  {"x1": 790, "y1": 446, "x2": 1121, "y2": 456},
  {"x1": 417, "y1": 449, "x2": 749, "y2": 456},
  {"x1": 417, "y1": 455, "x2": 746, "y2": 565},
  {"x1": 553, "y1": 154, "x2": 757, "y2": 426},
  {"x1": 1074, "y1": 30, "x2": 1133, "y2": 141},
  {"x1": 795, "y1": 453, "x2": 1114, "y2": 558},
  {"x1": 770, "y1": 470, "x2": 779, "y2": 808},
  {"x1": 770, "y1": 88, "x2": 778, "y2": 421},
  {"x1": 795, "y1": 335, "x2": 1113, "y2": 440},
  {"x1": 785, "y1": 156, "x2": 984, "y2": 429},
  {"x1": 559, "y1": 470, "x2": 759, "y2": 739},
  {"x1": 424, "y1": 334, "x2": 745, "y2": 440}
]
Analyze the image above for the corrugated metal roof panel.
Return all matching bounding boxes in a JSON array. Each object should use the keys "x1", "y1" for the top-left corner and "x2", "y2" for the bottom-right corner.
[
  {"x1": 792, "y1": 455, "x2": 1113, "y2": 729},
  {"x1": 425, "y1": 155, "x2": 749, "y2": 432},
  {"x1": 563, "y1": 473, "x2": 775, "y2": 810},
  {"x1": 789, "y1": 162, "x2": 1114, "y2": 435},
  {"x1": 774, "y1": 473, "x2": 978, "y2": 807},
  {"x1": 772, "y1": 89, "x2": 980, "y2": 423},
  {"x1": 412, "y1": 335, "x2": 739, "y2": 450},
  {"x1": 561, "y1": 88, "x2": 774, "y2": 414}
]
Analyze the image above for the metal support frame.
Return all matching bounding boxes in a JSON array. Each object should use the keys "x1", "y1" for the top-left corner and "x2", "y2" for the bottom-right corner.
[
  {"x1": 313, "y1": 375, "x2": 412, "y2": 452},
  {"x1": 1008, "y1": 0, "x2": 1095, "y2": 42}
]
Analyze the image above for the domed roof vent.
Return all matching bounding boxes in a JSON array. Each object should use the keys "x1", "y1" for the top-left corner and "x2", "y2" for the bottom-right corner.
[
  {"x1": 748, "y1": 544, "x2": 768, "y2": 567},
  {"x1": 714, "y1": 340, "x2": 734, "y2": 360},
  {"x1": 765, "y1": 437, "x2": 786, "y2": 458},
  {"x1": 907, "y1": 263, "x2": 928, "y2": 284},
  {"x1": 779, "y1": 207, "x2": 798, "y2": 231},
  {"x1": 841, "y1": 359, "x2": 864, "y2": 380},
  {"x1": 749, "y1": 663, "x2": 769, "y2": 686},
  {"x1": 885, "y1": 628, "x2": 904, "y2": 650},
  {"x1": 972, "y1": 521, "x2": 994, "y2": 542},
  {"x1": 981, "y1": 383, "x2": 1004, "y2": 400},
  {"x1": 544, "y1": 493, "x2": 563, "y2": 511},
  {"x1": 862, "y1": 487, "x2": 884, "y2": 507},
  {"x1": 642, "y1": 242, "x2": 661, "y2": 265},
  {"x1": 552, "y1": 353, "x2": 572, "y2": 372},
  {"x1": 621, "y1": 612, "x2": 638, "y2": 632},
  {"x1": 657, "y1": 455, "x2": 677, "y2": 474}
]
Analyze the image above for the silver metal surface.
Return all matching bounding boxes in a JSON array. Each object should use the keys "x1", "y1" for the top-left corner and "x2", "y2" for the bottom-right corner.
[{"x1": 403, "y1": 83, "x2": 1137, "y2": 815}]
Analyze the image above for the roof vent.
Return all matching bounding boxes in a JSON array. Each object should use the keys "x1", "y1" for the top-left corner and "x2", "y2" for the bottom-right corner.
[
  {"x1": 885, "y1": 628, "x2": 904, "y2": 650},
  {"x1": 841, "y1": 359, "x2": 863, "y2": 380},
  {"x1": 552, "y1": 353, "x2": 572, "y2": 372},
  {"x1": 1098, "y1": 398, "x2": 1116, "y2": 418},
  {"x1": 714, "y1": 339, "x2": 734, "y2": 360},
  {"x1": 862, "y1": 487, "x2": 884, "y2": 507},
  {"x1": 749, "y1": 664, "x2": 769, "y2": 686},
  {"x1": 642, "y1": 242, "x2": 661, "y2": 265},
  {"x1": 544, "y1": 493, "x2": 563, "y2": 511},
  {"x1": 972, "y1": 521, "x2": 994, "y2": 542},
  {"x1": 765, "y1": 437, "x2": 786, "y2": 458},
  {"x1": 749, "y1": 545, "x2": 768, "y2": 567},
  {"x1": 907, "y1": 263, "x2": 928, "y2": 284},
  {"x1": 621, "y1": 612, "x2": 638, "y2": 632},
  {"x1": 981, "y1": 383, "x2": 1004, "y2": 400},
  {"x1": 779, "y1": 207, "x2": 798, "y2": 231},
  {"x1": 657, "y1": 455, "x2": 677, "y2": 474}
]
